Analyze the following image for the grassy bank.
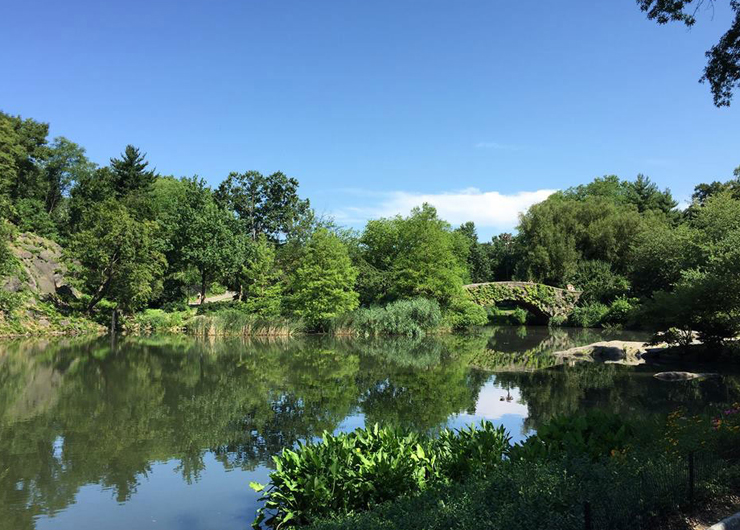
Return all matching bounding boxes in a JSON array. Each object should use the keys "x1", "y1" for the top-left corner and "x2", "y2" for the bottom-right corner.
[{"x1": 126, "y1": 297, "x2": 489, "y2": 337}]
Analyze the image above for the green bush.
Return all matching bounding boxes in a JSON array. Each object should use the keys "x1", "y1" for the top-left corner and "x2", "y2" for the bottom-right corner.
[
  {"x1": 189, "y1": 309, "x2": 301, "y2": 336},
  {"x1": 510, "y1": 307, "x2": 529, "y2": 325},
  {"x1": 510, "y1": 411, "x2": 634, "y2": 462},
  {"x1": 250, "y1": 421, "x2": 510, "y2": 528},
  {"x1": 568, "y1": 302, "x2": 609, "y2": 328},
  {"x1": 570, "y1": 260, "x2": 631, "y2": 304},
  {"x1": 132, "y1": 308, "x2": 190, "y2": 332},
  {"x1": 0, "y1": 290, "x2": 23, "y2": 316},
  {"x1": 338, "y1": 298, "x2": 443, "y2": 337},
  {"x1": 602, "y1": 297, "x2": 638, "y2": 327},
  {"x1": 446, "y1": 298, "x2": 488, "y2": 330},
  {"x1": 485, "y1": 306, "x2": 530, "y2": 326},
  {"x1": 195, "y1": 299, "x2": 246, "y2": 315}
]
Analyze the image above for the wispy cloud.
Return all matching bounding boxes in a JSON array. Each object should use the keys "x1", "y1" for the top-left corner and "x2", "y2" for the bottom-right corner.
[
  {"x1": 330, "y1": 187, "x2": 557, "y2": 233},
  {"x1": 475, "y1": 141, "x2": 521, "y2": 151}
]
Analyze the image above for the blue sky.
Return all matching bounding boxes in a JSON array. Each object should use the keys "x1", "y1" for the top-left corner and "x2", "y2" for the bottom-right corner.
[{"x1": 2, "y1": 0, "x2": 738, "y2": 238}]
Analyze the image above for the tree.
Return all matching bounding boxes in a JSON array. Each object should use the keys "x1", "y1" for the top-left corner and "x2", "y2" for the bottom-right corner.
[
  {"x1": 66, "y1": 167, "x2": 117, "y2": 235},
  {"x1": 171, "y1": 177, "x2": 241, "y2": 304},
  {"x1": 359, "y1": 205, "x2": 468, "y2": 305},
  {"x1": 516, "y1": 188, "x2": 649, "y2": 286},
  {"x1": 239, "y1": 235, "x2": 283, "y2": 318},
  {"x1": 290, "y1": 229, "x2": 359, "y2": 330},
  {"x1": 109, "y1": 145, "x2": 157, "y2": 197},
  {"x1": 70, "y1": 200, "x2": 166, "y2": 313},
  {"x1": 215, "y1": 170, "x2": 311, "y2": 242},
  {"x1": 690, "y1": 166, "x2": 740, "y2": 207},
  {"x1": 455, "y1": 222, "x2": 495, "y2": 283},
  {"x1": 645, "y1": 229, "x2": 740, "y2": 346},
  {"x1": 484, "y1": 233, "x2": 518, "y2": 281},
  {"x1": 42, "y1": 137, "x2": 95, "y2": 215},
  {"x1": 563, "y1": 174, "x2": 677, "y2": 215},
  {"x1": 638, "y1": 0, "x2": 740, "y2": 106}
]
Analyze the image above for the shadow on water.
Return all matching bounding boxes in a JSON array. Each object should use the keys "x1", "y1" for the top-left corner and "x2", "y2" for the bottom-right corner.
[{"x1": 0, "y1": 327, "x2": 738, "y2": 530}]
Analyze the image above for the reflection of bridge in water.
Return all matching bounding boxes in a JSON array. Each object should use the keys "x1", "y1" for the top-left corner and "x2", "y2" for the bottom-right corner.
[{"x1": 463, "y1": 281, "x2": 582, "y2": 322}]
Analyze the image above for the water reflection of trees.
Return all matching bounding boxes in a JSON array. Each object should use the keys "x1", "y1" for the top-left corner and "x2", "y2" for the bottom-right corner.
[
  {"x1": 0, "y1": 334, "x2": 488, "y2": 529},
  {"x1": 496, "y1": 363, "x2": 740, "y2": 433},
  {"x1": 2, "y1": 329, "x2": 736, "y2": 529}
]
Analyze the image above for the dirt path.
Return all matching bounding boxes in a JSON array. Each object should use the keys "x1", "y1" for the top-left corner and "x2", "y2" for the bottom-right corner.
[{"x1": 189, "y1": 291, "x2": 237, "y2": 307}]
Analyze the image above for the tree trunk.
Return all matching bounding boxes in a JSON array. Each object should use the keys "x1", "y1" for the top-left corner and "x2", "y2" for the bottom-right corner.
[
  {"x1": 87, "y1": 275, "x2": 112, "y2": 313},
  {"x1": 200, "y1": 269, "x2": 207, "y2": 305}
]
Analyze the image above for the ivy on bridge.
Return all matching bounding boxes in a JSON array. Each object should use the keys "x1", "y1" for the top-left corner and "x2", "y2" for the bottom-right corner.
[{"x1": 463, "y1": 281, "x2": 581, "y2": 322}]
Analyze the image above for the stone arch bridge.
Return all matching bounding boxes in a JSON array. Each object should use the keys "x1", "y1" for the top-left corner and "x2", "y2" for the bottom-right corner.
[{"x1": 463, "y1": 281, "x2": 581, "y2": 322}]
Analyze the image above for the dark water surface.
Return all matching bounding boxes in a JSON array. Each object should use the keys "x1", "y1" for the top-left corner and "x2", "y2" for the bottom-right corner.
[{"x1": 2, "y1": 327, "x2": 739, "y2": 530}]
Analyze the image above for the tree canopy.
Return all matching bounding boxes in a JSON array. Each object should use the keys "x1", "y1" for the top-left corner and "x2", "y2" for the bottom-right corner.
[{"x1": 638, "y1": 0, "x2": 740, "y2": 106}]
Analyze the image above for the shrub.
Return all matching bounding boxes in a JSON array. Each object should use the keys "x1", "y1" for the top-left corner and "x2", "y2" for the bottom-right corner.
[
  {"x1": 0, "y1": 290, "x2": 22, "y2": 316},
  {"x1": 510, "y1": 411, "x2": 634, "y2": 462},
  {"x1": 602, "y1": 296, "x2": 638, "y2": 327},
  {"x1": 568, "y1": 302, "x2": 609, "y2": 328},
  {"x1": 250, "y1": 421, "x2": 510, "y2": 528},
  {"x1": 446, "y1": 298, "x2": 488, "y2": 330},
  {"x1": 339, "y1": 298, "x2": 443, "y2": 337},
  {"x1": 570, "y1": 260, "x2": 631, "y2": 304},
  {"x1": 131, "y1": 308, "x2": 190, "y2": 332},
  {"x1": 195, "y1": 299, "x2": 245, "y2": 315},
  {"x1": 510, "y1": 307, "x2": 529, "y2": 325},
  {"x1": 486, "y1": 306, "x2": 530, "y2": 326}
]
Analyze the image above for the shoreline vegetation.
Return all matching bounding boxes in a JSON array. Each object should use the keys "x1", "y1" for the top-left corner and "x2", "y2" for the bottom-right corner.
[
  {"x1": 249, "y1": 409, "x2": 740, "y2": 529},
  {"x1": 2, "y1": 110, "x2": 740, "y2": 357}
]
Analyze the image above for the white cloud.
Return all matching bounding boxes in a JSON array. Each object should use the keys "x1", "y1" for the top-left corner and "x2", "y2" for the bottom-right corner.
[{"x1": 330, "y1": 187, "x2": 557, "y2": 232}]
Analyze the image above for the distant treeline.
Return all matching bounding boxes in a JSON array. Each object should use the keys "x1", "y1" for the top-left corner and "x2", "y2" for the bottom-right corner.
[{"x1": 1, "y1": 110, "x2": 739, "y2": 344}]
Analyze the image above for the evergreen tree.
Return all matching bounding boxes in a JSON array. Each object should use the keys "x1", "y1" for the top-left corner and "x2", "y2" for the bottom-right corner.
[{"x1": 109, "y1": 145, "x2": 157, "y2": 197}]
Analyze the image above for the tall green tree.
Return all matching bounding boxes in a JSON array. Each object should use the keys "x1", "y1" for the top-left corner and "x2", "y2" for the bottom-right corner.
[
  {"x1": 239, "y1": 235, "x2": 283, "y2": 317},
  {"x1": 290, "y1": 229, "x2": 359, "y2": 329},
  {"x1": 360, "y1": 204, "x2": 468, "y2": 305},
  {"x1": 109, "y1": 145, "x2": 157, "y2": 197},
  {"x1": 516, "y1": 188, "x2": 650, "y2": 286},
  {"x1": 215, "y1": 170, "x2": 311, "y2": 242},
  {"x1": 172, "y1": 177, "x2": 241, "y2": 304},
  {"x1": 42, "y1": 137, "x2": 95, "y2": 215},
  {"x1": 70, "y1": 200, "x2": 166, "y2": 313}
]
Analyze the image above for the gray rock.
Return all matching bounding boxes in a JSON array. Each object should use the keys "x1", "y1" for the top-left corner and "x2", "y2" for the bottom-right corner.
[
  {"x1": 2, "y1": 276, "x2": 23, "y2": 293},
  {"x1": 592, "y1": 345, "x2": 626, "y2": 361},
  {"x1": 708, "y1": 511, "x2": 740, "y2": 530},
  {"x1": 653, "y1": 371, "x2": 719, "y2": 381},
  {"x1": 55, "y1": 284, "x2": 80, "y2": 301},
  {"x1": 39, "y1": 249, "x2": 55, "y2": 262}
]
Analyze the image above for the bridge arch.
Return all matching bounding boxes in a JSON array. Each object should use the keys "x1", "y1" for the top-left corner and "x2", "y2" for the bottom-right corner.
[{"x1": 463, "y1": 281, "x2": 581, "y2": 322}]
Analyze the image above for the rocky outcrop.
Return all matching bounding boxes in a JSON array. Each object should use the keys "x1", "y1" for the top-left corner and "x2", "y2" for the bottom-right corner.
[
  {"x1": 2, "y1": 232, "x2": 79, "y2": 300},
  {"x1": 552, "y1": 340, "x2": 653, "y2": 365}
]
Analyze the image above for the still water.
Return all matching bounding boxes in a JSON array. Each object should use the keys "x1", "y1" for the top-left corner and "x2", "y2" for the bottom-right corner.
[{"x1": 1, "y1": 327, "x2": 738, "y2": 530}]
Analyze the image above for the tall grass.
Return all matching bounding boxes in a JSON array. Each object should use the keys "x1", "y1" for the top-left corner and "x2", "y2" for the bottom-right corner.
[
  {"x1": 332, "y1": 298, "x2": 443, "y2": 337},
  {"x1": 187, "y1": 309, "x2": 301, "y2": 337}
]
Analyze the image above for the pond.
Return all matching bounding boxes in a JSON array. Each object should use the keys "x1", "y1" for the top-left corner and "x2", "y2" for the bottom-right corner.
[{"x1": 1, "y1": 326, "x2": 739, "y2": 530}]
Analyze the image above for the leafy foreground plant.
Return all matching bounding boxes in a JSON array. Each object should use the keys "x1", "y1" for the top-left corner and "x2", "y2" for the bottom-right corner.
[{"x1": 249, "y1": 421, "x2": 510, "y2": 528}]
